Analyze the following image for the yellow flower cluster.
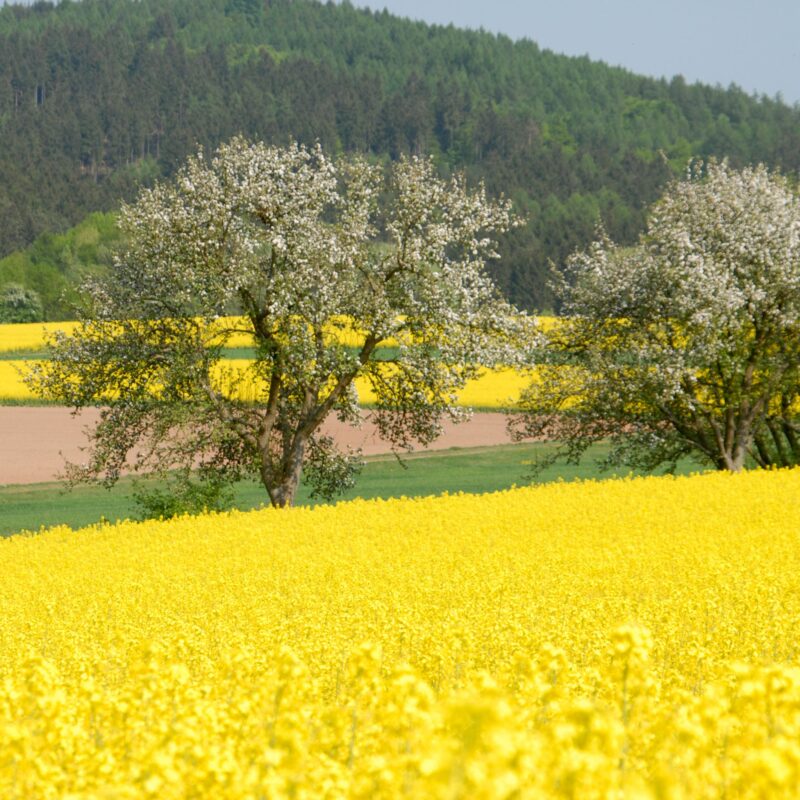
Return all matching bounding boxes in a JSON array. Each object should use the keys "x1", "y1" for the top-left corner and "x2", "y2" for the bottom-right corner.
[{"x1": 2, "y1": 469, "x2": 800, "y2": 797}]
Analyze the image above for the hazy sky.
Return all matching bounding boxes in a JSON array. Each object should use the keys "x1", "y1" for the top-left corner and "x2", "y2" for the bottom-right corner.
[{"x1": 351, "y1": 0, "x2": 800, "y2": 105}]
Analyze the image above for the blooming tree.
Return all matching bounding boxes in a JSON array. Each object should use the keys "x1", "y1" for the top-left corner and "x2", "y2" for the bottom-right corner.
[
  {"x1": 29, "y1": 138, "x2": 530, "y2": 507},
  {"x1": 0, "y1": 283, "x2": 43, "y2": 323},
  {"x1": 513, "y1": 161, "x2": 800, "y2": 472}
]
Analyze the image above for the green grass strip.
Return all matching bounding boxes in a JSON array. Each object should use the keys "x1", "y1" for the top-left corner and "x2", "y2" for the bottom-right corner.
[{"x1": 0, "y1": 442, "x2": 705, "y2": 537}]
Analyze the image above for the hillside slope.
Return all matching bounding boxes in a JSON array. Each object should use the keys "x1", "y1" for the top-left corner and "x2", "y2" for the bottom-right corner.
[{"x1": 1, "y1": 0, "x2": 799, "y2": 313}]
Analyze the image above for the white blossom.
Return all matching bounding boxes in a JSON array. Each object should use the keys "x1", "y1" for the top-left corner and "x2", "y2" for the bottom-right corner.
[
  {"x1": 29, "y1": 138, "x2": 534, "y2": 507},
  {"x1": 516, "y1": 161, "x2": 800, "y2": 473}
]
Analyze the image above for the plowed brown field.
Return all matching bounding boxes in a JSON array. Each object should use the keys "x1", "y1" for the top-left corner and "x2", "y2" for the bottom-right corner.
[{"x1": 0, "y1": 407, "x2": 514, "y2": 485}]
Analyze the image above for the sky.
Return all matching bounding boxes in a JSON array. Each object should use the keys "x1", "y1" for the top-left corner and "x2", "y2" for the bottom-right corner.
[{"x1": 350, "y1": 0, "x2": 800, "y2": 106}]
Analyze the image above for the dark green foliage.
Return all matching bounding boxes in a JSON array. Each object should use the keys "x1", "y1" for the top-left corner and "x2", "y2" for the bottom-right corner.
[
  {"x1": 0, "y1": 282, "x2": 43, "y2": 322},
  {"x1": 131, "y1": 468, "x2": 235, "y2": 521},
  {"x1": 2, "y1": 0, "x2": 800, "y2": 312},
  {"x1": 302, "y1": 436, "x2": 364, "y2": 502}
]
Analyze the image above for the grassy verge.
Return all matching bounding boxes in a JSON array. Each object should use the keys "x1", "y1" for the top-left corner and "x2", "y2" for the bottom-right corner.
[
  {"x1": 0, "y1": 397, "x2": 63, "y2": 406},
  {"x1": 0, "y1": 350, "x2": 46, "y2": 361},
  {"x1": 0, "y1": 442, "x2": 705, "y2": 537}
]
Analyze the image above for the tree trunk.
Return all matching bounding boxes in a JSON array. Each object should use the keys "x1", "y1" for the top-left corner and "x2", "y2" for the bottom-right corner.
[
  {"x1": 728, "y1": 445, "x2": 747, "y2": 472},
  {"x1": 783, "y1": 418, "x2": 800, "y2": 463},
  {"x1": 716, "y1": 414, "x2": 751, "y2": 472},
  {"x1": 766, "y1": 418, "x2": 791, "y2": 467},
  {"x1": 261, "y1": 434, "x2": 307, "y2": 508},
  {"x1": 751, "y1": 433, "x2": 773, "y2": 468},
  {"x1": 721, "y1": 436, "x2": 748, "y2": 472}
]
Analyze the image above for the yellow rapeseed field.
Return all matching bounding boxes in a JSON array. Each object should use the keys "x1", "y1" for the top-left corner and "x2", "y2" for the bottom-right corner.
[
  {"x1": 0, "y1": 359, "x2": 532, "y2": 408},
  {"x1": 215, "y1": 359, "x2": 532, "y2": 409},
  {"x1": 0, "y1": 360, "x2": 30, "y2": 401},
  {"x1": 0, "y1": 316, "x2": 558, "y2": 354},
  {"x1": 2, "y1": 469, "x2": 800, "y2": 797},
  {"x1": 0, "y1": 321, "x2": 79, "y2": 354},
  {"x1": 0, "y1": 315, "x2": 417, "y2": 355},
  {"x1": 0, "y1": 316, "x2": 550, "y2": 407}
]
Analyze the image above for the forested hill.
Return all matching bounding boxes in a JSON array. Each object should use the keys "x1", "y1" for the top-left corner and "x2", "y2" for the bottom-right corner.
[{"x1": 2, "y1": 0, "x2": 800, "y2": 315}]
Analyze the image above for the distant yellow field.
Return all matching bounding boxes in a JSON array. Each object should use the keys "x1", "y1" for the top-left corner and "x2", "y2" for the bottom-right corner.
[
  {"x1": 3, "y1": 358, "x2": 532, "y2": 409},
  {"x1": 353, "y1": 366, "x2": 533, "y2": 409},
  {"x1": 2, "y1": 469, "x2": 800, "y2": 796},
  {"x1": 0, "y1": 361, "x2": 30, "y2": 401},
  {"x1": 0, "y1": 314, "x2": 424, "y2": 354},
  {"x1": 0, "y1": 316, "x2": 555, "y2": 406},
  {"x1": 0, "y1": 315, "x2": 557, "y2": 354},
  {"x1": 0, "y1": 320, "x2": 79, "y2": 353}
]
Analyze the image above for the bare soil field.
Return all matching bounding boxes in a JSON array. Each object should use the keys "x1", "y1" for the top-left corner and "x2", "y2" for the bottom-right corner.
[{"x1": 0, "y1": 407, "x2": 515, "y2": 486}]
